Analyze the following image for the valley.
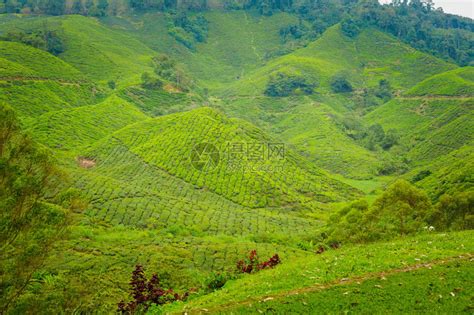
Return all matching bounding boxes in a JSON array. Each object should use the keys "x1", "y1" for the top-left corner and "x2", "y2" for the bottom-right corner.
[{"x1": 0, "y1": 1, "x2": 473, "y2": 313}]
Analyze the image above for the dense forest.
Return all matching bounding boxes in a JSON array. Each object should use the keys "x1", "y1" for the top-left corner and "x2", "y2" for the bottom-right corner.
[{"x1": 1, "y1": 0, "x2": 473, "y2": 65}]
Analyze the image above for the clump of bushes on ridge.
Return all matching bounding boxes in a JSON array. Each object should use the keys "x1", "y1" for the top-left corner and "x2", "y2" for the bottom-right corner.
[
  {"x1": 265, "y1": 72, "x2": 317, "y2": 97},
  {"x1": 0, "y1": 29, "x2": 64, "y2": 56},
  {"x1": 325, "y1": 179, "x2": 474, "y2": 245}
]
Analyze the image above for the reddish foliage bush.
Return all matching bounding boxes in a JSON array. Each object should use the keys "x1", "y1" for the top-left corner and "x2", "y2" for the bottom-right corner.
[
  {"x1": 316, "y1": 245, "x2": 325, "y2": 254},
  {"x1": 237, "y1": 250, "x2": 280, "y2": 274},
  {"x1": 330, "y1": 242, "x2": 341, "y2": 249},
  {"x1": 118, "y1": 265, "x2": 188, "y2": 314}
]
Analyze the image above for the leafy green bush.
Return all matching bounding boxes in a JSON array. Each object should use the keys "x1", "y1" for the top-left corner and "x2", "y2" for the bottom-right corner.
[
  {"x1": 375, "y1": 79, "x2": 393, "y2": 101},
  {"x1": 206, "y1": 272, "x2": 230, "y2": 291},
  {"x1": 430, "y1": 191, "x2": 474, "y2": 231},
  {"x1": 168, "y1": 26, "x2": 195, "y2": 49},
  {"x1": 411, "y1": 170, "x2": 432, "y2": 183},
  {"x1": 341, "y1": 17, "x2": 360, "y2": 38},
  {"x1": 141, "y1": 72, "x2": 163, "y2": 90},
  {"x1": 173, "y1": 12, "x2": 208, "y2": 43},
  {"x1": 107, "y1": 80, "x2": 116, "y2": 90},
  {"x1": 330, "y1": 74, "x2": 353, "y2": 93},
  {"x1": 264, "y1": 72, "x2": 317, "y2": 97},
  {"x1": 152, "y1": 54, "x2": 192, "y2": 91},
  {"x1": 0, "y1": 29, "x2": 64, "y2": 56},
  {"x1": 326, "y1": 180, "x2": 433, "y2": 244}
]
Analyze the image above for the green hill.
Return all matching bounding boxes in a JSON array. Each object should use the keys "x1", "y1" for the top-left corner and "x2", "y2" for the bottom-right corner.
[
  {"x1": 0, "y1": 40, "x2": 103, "y2": 124},
  {"x1": 365, "y1": 88, "x2": 473, "y2": 167},
  {"x1": 218, "y1": 96, "x2": 381, "y2": 178},
  {"x1": 101, "y1": 11, "x2": 298, "y2": 89},
  {"x1": 28, "y1": 95, "x2": 148, "y2": 151},
  {"x1": 82, "y1": 107, "x2": 360, "y2": 211},
  {"x1": 0, "y1": 7, "x2": 473, "y2": 315},
  {"x1": 407, "y1": 145, "x2": 474, "y2": 199},
  {"x1": 0, "y1": 40, "x2": 83, "y2": 80},
  {"x1": 405, "y1": 67, "x2": 474, "y2": 97},
  {"x1": 0, "y1": 15, "x2": 156, "y2": 86},
  {"x1": 221, "y1": 25, "x2": 456, "y2": 96}
]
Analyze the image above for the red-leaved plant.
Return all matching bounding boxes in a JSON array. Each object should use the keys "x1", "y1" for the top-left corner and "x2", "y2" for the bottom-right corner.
[
  {"x1": 118, "y1": 264, "x2": 188, "y2": 314},
  {"x1": 237, "y1": 250, "x2": 280, "y2": 274}
]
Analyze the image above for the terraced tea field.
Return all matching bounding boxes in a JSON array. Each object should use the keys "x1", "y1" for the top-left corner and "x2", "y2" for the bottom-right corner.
[{"x1": 68, "y1": 107, "x2": 362, "y2": 236}]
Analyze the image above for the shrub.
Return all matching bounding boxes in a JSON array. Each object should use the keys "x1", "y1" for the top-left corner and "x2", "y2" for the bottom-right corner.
[
  {"x1": 152, "y1": 54, "x2": 192, "y2": 91},
  {"x1": 412, "y1": 170, "x2": 432, "y2": 183},
  {"x1": 430, "y1": 191, "x2": 474, "y2": 230},
  {"x1": 265, "y1": 72, "x2": 317, "y2": 97},
  {"x1": 173, "y1": 12, "x2": 208, "y2": 43},
  {"x1": 326, "y1": 180, "x2": 433, "y2": 244},
  {"x1": 375, "y1": 79, "x2": 393, "y2": 101},
  {"x1": 1, "y1": 29, "x2": 64, "y2": 55},
  {"x1": 168, "y1": 26, "x2": 195, "y2": 50},
  {"x1": 236, "y1": 250, "x2": 280, "y2": 273},
  {"x1": 330, "y1": 74, "x2": 353, "y2": 93},
  {"x1": 206, "y1": 272, "x2": 230, "y2": 291},
  {"x1": 341, "y1": 18, "x2": 360, "y2": 38},
  {"x1": 117, "y1": 265, "x2": 188, "y2": 314},
  {"x1": 141, "y1": 72, "x2": 163, "y2": 90},
  {"x1": 107, "y1": 80, "x2": 116, "y2": 90}
]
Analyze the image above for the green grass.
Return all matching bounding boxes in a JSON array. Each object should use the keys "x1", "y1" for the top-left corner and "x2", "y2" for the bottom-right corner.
[
  {"x1": 16, "y1": 220, "x2": 315, "y2": 313},
  {"x1": 161, "y1": 230, "x2": 474, "y2": 314},
  {"x1": 216, "y1": 258, "x2": 473, "y2": 314}
]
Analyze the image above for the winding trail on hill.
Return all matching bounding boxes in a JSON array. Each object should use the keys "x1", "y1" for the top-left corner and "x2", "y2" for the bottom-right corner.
[
  {"x1": 243, "y1": 12, "x2": 261, "y2": 61},
  {"x1": 186, "y1": 253, "x2": 473, "y2": 314},
  {"x1": 398, "y1": 95, "x2": 473, "y2": 100}
]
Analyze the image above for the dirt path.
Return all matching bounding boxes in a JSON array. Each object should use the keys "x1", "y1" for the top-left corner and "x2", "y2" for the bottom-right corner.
[
  {"x1": 398, "y1": 95, "x2": 473, "y2": 101},
  {"x1": 187, "y1": 253, "x2": 473, "y2": 314}
]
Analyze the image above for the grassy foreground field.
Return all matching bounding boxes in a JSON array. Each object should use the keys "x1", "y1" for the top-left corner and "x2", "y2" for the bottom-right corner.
[{"x1": 161, "y1": 231, "x2": 474, "y2": 314}]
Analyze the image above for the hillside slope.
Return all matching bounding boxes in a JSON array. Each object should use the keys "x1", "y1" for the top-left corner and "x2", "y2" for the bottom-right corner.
[
  {"x1": 29, "y1": 95, "x2": 148, "y2": 151},
  {"x1": 0, "y1": 40, "x2": 103, "y2": 124},
  {"x1": 222, "y1": 25, "x2": 456, "y2": 96},
  {"x1": 365, "y1": 69, "x2": 473, "y2": 166},
  {"x1": 0, "y1": 15, "x2": 156, "y2": 86},
  {"x1": 161, "y1": 231, "x2": 474, "y2": 314},
  {"x1": 80, "y1": 107, "x2": 360, "y2": 212},
  {"x1": 101, "y1": 11, "x2": 298, "y2": 89}
]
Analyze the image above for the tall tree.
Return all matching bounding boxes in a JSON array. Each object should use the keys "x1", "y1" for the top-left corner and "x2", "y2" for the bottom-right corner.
[{"x1": 0, "y1": 104, "x2": 80, "y2": 312}]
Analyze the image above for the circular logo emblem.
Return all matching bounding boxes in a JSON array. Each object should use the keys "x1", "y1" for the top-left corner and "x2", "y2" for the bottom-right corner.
[{"x1": 190, "y1": 142, "x2": 220, "y2": 171}]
